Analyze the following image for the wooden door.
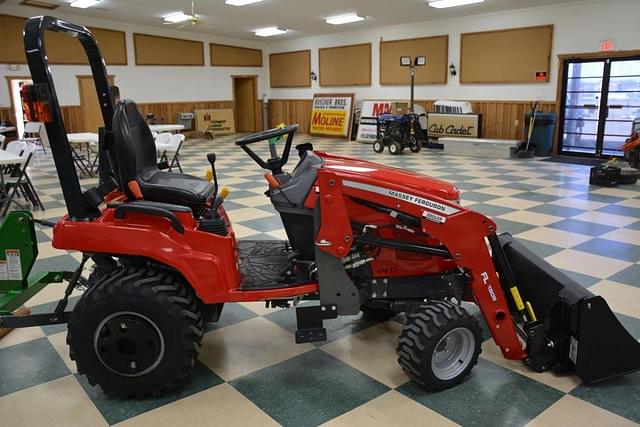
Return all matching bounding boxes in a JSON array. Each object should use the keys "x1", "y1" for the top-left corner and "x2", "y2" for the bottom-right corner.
[
  {"x1": 78, "y1": 75, "x2": 115, "y2": 132},
  {"x1": 233, "y1": 76, "x2": 257, "y2": 132}
]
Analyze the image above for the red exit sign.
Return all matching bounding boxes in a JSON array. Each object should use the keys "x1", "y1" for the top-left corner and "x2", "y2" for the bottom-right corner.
[{"x1": 600, "y1": 39, "x2": 615, "y2": 52}]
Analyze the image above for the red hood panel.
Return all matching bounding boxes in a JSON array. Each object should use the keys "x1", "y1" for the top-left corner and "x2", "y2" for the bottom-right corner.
[{"x1": 316, "y1": 151, "x2": 460, "y2": 201}]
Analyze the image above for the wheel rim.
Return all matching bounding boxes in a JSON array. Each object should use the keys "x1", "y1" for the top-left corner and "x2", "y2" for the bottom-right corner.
[
  {"x1": 390, "y1": 144, "x2": 397, "y2": 153},
  {"x1": 431, "y1": 327, "x2": 475, "y2": 381},
  {"x1": 94, "y1": 311, "x2": 165, "y2": 377}
]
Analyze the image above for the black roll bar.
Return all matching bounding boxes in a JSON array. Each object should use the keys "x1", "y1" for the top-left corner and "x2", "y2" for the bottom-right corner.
[{"x1": 23, "y1": 16, "x2": 114, "y2": 219}]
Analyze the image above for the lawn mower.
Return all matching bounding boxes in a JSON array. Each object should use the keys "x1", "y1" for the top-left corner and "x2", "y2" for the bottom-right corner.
[
  {"x1": 1, "y1": 16, "x2": 639, "y2": 398},
  {"x1": 373, "y1": 113, "x2": 425, "y2": 155}
]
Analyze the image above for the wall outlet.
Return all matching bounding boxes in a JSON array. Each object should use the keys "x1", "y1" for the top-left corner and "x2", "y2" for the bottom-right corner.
[{"x1": 514, "y1": 119, "x2": 519, "y2": 127}]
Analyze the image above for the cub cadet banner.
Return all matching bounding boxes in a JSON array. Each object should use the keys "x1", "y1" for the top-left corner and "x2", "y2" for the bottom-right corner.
[
  {"x1": 427, "y1": 113, "x2": 482, "y2": 138},
  {"x1": 309, "y1": 94, "x2": 354, "y2": 138}
]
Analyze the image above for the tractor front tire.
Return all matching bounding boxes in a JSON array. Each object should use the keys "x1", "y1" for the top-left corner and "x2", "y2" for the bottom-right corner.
[
  {"x1": 67, "y1": 266, "x2": 203, "y2": 398},
  {"x1": 396, "y1": 301, "x2": 482, "y2": 391},
  {"x1": 388, "y1": 141, "x2": 403, "y2": 155},
  {"x1": 373, "y1": 140, "x2": 385, "y2": 153}
]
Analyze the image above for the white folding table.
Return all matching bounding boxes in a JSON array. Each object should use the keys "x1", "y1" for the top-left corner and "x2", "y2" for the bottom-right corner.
[{"x1": 149, "y1": 124, "x2": 185, "y2": 134}]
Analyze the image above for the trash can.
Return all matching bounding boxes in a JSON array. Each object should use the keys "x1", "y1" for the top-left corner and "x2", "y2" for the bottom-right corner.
[{"x1": 524, "y1": 112, "x2": 557, "y2": 157}]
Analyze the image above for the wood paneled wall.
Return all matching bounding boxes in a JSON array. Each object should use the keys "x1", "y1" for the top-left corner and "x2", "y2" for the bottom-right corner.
[
  {"x1": 0, "y1": 107, "x2": 12, "y2": 123},
  {"x1": 268, "y1": 99, "x2": 556, "y2": 140},
  {"x1": 53, "y1": 100, "x2": 264, "y2": 133}
]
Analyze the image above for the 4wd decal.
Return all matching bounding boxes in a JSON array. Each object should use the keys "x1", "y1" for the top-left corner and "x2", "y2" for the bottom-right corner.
[{"x1": 343, "y1": 180, "x2": 460, "y2": 215}]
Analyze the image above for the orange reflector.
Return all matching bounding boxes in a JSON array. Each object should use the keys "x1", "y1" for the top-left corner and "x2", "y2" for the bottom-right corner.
[{"x1": 264, "y1": 173, "x2": 281, "y2": 188}]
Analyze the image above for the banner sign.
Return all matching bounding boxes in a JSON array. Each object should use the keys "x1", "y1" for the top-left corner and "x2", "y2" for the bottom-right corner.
[
  {"x1": 356, "y1": 100, "x2": 394, "y2": 143},
  {"x1": 309, "y1": 94, "x2": 354, "y2": 138},
  {"x1": 426, "y1": 113, "x2": 482, "y2": 139},
  {"x1": 195, "y1": 109, "x2": 236, "y2": 136}
]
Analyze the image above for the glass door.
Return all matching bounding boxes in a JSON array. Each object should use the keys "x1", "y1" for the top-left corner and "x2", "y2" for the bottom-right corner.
[
  {"x1": 559, "y1": 56, "x2": 640, "y2": 157},
  {"x1": 602, "y1": 59, "x2": 640, "y2": 156}
]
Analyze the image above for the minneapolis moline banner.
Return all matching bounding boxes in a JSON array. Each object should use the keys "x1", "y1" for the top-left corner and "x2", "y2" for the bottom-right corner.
[
  {"x1": 309, "y1": 94, "x2": 355, "y2": 138},
  {"x1": 426, "y1": 113, "x2": 482, "y2": 138}
]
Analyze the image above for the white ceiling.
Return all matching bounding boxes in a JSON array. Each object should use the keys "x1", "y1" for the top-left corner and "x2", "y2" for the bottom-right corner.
[{"x1": 5, "y1": 0, "x2": 583, "y2": 40}]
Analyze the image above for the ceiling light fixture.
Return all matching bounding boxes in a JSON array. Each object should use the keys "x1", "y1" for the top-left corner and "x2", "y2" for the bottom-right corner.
[
  {"x1": 254, "y1": 27, "x2": 287, "y2": 37},
  {"x1": 163, "y1": 12, "x2": 192, "y2": 23},
  {"x1": 225, "y1": 0, "x2": 264, "y2": 5},
  {"x1": 325, "y1": 13, "x2": 365, "y2": 25},
  {"x1": 69, "y1": 0, "x2": 100, "y2": 8},
  {"x1": 428, "y1": 0, "x2": 484, "y2": 9}
]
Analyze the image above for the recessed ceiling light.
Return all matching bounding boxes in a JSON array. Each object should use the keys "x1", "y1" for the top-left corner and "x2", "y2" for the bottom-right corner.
[
  {"x1": 325, "y1": 13, "x2": 365, "y2": 25},
  {"x1": 163, "y1": 12, "x2": 192, "y2": 23},
  {"x1": 254, "y1": 27, "x2": 287, "y2": 37},
  {"x1": 428, "y1": 0, "x2": 484, "y2": 9},
  {"x1": 225, "y1": 0, "x2": 264, "y2": 6},
  {"x1": 70, "y1": 0, "x2": 101, "y2": 8}
]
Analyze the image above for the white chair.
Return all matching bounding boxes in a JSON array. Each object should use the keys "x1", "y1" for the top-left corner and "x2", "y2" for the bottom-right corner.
[
  {"x1": 21, "y1": 122, "x2": 45, "y2": 154},
  {"x1": 1, "y1": 141, "x2": 26, "y2": 175},
  {"x1": 0, "y1": 134, "x2": 5, "y2": 149},
  {"x1": 162, "y1": 133, "x2": 185, "y2": 173},
  {"x1": 1, "y1": 142, "x2": 44, "y2": 215}
]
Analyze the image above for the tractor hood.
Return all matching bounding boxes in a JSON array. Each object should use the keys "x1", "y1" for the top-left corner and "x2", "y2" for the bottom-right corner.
[{"x1": 316, "y1": 152, "x2": 460, "y2": 201}]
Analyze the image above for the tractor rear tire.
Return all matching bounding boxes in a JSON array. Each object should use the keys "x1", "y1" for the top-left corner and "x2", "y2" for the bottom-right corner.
[
  {"x1": 388, "y1": 141, "x2": 403, "y2": 155},
  {"x1": 373, "y1": 140, "x2": 385, "y2": 153},
  {"x1": 67, "y1": 266, "x2": 203, "y2": 398},
  {"x1": 396, "y1": 301, "x2": 482, "y2": 391}
]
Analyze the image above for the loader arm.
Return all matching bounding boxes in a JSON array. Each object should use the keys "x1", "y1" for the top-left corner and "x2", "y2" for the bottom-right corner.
[{"x1": 314, "y1": 169, "x2": 527, "y2": 360}]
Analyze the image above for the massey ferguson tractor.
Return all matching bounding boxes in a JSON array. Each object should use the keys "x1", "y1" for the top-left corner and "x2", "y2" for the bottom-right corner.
[{"x1": 0, "y1": 16, "x2": 638, "y2": 398}]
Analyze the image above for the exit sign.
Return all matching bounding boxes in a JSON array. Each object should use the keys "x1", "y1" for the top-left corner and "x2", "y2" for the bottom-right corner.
[{"x1": 600, "y1": 39, "x2": 615, "y2": 52}]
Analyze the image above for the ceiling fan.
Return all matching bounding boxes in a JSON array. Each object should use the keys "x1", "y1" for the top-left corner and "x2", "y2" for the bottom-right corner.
[{"x1": 163, "y1": 1, "x2": 208, "y2": 28}]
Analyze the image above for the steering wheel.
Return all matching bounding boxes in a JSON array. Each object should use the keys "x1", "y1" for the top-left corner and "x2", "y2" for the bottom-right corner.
[{"x1": 235, "y1": 124, "x2": 298, "y2": 175}]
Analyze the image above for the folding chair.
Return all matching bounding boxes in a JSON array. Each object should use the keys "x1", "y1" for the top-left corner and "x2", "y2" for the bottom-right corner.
[
  {"x1": 1, "y1": 143, "x2": 44, "y2": 216},
  {"x1": 156, "y1": 133, "x2": 185, "y2": 173},
  {"x1": 21, "y1": 122, "x2": 45, "y2": 154},
  {"x1": 1, "y1": 141, "x2": 26, "y2": 175}
]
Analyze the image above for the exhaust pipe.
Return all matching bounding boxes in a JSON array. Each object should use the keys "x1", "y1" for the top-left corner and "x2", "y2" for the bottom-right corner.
[{"x1": 497, "y1": 233, "x2": 640, "y2": 383}]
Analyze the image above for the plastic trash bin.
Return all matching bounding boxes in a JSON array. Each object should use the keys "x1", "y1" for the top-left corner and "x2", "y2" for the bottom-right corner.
[{"x1": 524, "y1": 112, "x2": 557, "y2": 157}]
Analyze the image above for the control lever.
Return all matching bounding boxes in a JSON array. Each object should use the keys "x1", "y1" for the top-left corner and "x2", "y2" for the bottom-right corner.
[{"x1": 207, "y1": 153, "x2": 218, "y2": 200}]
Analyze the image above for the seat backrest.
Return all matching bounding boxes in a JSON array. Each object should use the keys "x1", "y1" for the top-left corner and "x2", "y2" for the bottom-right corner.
[
  {"x1": 24, "y1": 122, "x2": 41, "y2": 135},
  {"x1": 112, "y1": 100, "x2": 159, "y2": 199},
  {"x1": 6, "y1": 140, "x2": 26, "y2": 156},
  {"x1": 168, "y1": 133, "x2": 185, "y2": 150},
  {"x1": 155, "y1": 132, "x2": 171, "y2": 147},
  {"x1": 0, "y1": 134, "x2": 5, "y2": 146}
]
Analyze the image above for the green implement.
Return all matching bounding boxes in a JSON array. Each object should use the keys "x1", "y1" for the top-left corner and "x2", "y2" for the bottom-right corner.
[{"x1": 0, "y1": 211, "x2": 65, "y2": 315}]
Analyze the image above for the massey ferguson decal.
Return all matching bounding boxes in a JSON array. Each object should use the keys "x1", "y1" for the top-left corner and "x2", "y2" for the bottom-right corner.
[{"x1": 343, "y1": 180, "x2": 460, "y2": 216}]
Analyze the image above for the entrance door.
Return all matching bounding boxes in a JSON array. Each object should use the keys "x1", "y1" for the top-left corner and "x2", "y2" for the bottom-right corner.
[
  {"x1": 233, "y1": 76, "x2": 257, "y2": 133},
  {"x1": 559, "y1": 57, "x2": 640, "y2": 157},
  {"x1": 78, "y1": 75, "x2": 115, "y2": 132}
]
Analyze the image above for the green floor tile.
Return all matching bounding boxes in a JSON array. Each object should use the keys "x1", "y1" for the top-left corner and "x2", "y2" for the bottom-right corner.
[
  {"x1": 570, "y1": 371, "x2": 640, "y2": 423},
  {"x1": 519, "y1": 238, "x2": 564, "y2": 258},
  {"x1": 0, "y1": 337, "x2": 71, "y2": 396},
  {"x1": 397, "y1": 358, "x2": 564, "y2": 427},
  {"x1": 230, "y1": 349, "x2": 389, "y2": 427},
  {"x1": 547, "y1": 219, "x2": 616, "y2": 237},
  {"x1": 76, "y1": 361, "x2": 224, "y2": 425},
  {"x1": 203, "y1": 302, "x2": 257, "y2": 333},
  {"x1": 608, "y1": 264, "x2": 640, "y2": 288},
  {"x1": 574, "y1": 238, "x2": 640, "y2": 263}
]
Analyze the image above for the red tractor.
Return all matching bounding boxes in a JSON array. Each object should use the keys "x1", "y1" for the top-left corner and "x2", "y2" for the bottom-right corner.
[{"x1": 2, "y1": 16, "x2": 638, "y2": 398}]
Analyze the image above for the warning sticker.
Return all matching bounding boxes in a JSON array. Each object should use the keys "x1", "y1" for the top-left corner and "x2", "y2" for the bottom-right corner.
[
  {"x1": 0, "y1": 260, "x2": 7, "y2": 280},
  {"x1": 569, "y1": 336, "x2": 579, "y2": 364},
  {"x1": 5, "y1": 249, "x2": 22, "y2": 281}
]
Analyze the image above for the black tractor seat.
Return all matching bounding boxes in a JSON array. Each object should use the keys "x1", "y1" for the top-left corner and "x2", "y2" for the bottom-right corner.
[{"x1": 112, "y1": 100, "x2": 215, "y2": 212}]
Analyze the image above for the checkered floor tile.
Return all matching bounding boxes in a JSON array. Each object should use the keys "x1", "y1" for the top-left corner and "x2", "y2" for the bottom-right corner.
[{"x1": 1, "y1": 135, "x2": 639, "y2": 426}]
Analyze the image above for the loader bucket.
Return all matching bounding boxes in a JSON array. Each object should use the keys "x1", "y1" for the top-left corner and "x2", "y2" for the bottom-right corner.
[{"x1": 498, "y1": 233, "x2": 640, "y2": 383}]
